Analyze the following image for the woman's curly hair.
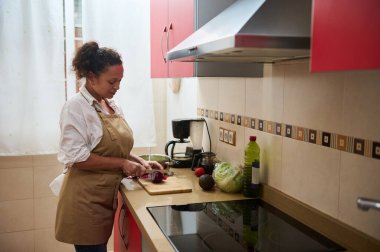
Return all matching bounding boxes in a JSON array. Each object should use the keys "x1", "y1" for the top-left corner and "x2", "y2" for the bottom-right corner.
[{"x1": 72, "y1": 41, "x2": 122, "y2": 79}]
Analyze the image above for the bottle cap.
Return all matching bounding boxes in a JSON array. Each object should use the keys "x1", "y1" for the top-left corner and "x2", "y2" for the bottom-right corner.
[{"x1": 249, "y1": 136, "x2": 257, "y2": 141}]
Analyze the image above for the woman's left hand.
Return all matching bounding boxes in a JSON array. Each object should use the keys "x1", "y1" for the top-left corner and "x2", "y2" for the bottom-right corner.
[{"x1": 142, "y1": 160, "x2": 164, "y2": 170}]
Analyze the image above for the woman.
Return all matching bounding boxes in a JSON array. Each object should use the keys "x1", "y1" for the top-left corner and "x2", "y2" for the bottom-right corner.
[{"x1": 55, "y1": 41, "x2": 162, "y2": 252}]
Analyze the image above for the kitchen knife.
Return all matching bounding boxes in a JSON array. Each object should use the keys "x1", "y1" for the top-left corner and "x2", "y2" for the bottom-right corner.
[{"x1": 144, "y1": 169, "x2": 165, "y2": 175}]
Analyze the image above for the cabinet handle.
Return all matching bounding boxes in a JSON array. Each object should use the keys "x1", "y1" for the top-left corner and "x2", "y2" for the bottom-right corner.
[
  {"x1": 166, "y1": 23, "x2": 173, "y2": 61},
  {"x1": 118, "y1": 204, "x2": 128, "y2": 250},
  {"x1": 160, "y1": 26, "x2": 167, "y2": 63}
]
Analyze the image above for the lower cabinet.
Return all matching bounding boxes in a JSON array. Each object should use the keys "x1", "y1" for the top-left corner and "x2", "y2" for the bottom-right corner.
[{"x1": 114, "y1": 193, "x2": 141, "y2": 252}]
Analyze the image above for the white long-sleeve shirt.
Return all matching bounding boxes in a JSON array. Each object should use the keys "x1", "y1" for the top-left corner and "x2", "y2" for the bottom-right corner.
[{"x1": 57, "y1": 86, "x2": 125, "y2": 168}]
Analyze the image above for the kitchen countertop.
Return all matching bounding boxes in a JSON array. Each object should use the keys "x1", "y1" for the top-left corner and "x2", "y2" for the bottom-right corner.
[
  {"x1": 119, "y1": 168, "x2": 380, "y2": 252},
  {"x1": 119, "y1": 168, "x2": 246, "y2": 252}
]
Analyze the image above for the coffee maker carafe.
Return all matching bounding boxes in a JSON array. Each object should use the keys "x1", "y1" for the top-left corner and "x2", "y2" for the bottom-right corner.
[
  {"x1": 165, "y1": 119, "x2": 193, "y2": 168},
  {"x1": 165, "y1": 118, "x2": 207, "y2": 168}
]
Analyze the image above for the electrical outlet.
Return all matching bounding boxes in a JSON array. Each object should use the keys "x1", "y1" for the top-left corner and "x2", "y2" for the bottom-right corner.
[
  {"x1": 219, "y1": 127, "x2": 236, "y2": 146},
  {"x1": 228, "y1": 130, "x2": 236, "y2": 145},
  {"x1": 223, "y1": 129, "x2": 229, "y2": 143},
  {"x1": 219, "y1": 128, "x2": 224, "y2": 141}
]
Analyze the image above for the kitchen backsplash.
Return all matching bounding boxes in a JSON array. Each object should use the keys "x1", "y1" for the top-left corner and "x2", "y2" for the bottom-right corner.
[{"x1": 192, "y1": 60, "x2": 380, "y2": 241}]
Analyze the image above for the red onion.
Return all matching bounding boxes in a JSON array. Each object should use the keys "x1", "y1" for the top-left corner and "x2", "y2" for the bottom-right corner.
[{"x1": 151, "y1": 171, "x2": 164, "y2": 183}]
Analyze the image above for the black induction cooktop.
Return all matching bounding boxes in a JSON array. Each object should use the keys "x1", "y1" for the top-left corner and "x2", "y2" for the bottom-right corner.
[{"x1": 147, "y1": 199, "x2": 345, "y2": 252}]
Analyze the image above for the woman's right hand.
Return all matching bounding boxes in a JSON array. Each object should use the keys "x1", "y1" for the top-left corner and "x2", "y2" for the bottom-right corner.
[{"x1": 121, "y1": 159, "x2": 146, "y2": 177}]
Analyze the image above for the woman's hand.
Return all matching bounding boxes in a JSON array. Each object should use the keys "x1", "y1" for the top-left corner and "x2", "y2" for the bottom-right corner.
[
  {"x1": 121, "y1": 159, "x2": 146, "y2": 177},
  {"x1": 130, "y1": 153, "x2": 164, "y2": 171},
  {"x1": 145, "y1": 161, "x2": 164, "y2": 170}
]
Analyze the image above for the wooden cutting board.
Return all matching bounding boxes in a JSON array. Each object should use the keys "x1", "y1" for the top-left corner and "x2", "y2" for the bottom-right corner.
[{"x1": 137, "y1": 175, "x2": 193, "y2": 195}]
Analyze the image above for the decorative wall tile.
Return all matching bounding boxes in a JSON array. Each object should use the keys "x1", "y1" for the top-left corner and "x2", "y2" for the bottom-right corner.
[
  {"x1": 251, "y1": 118, "x2": 256, "y2": 129},
  {"x1": 322, "y1": 132, "x2": 331, "y2": 147},
  {"x1": 225, "y1": 113, "x2": 231, "y2": 123},
  {"x1": 267, "y1": 121, "x2": 274, "y2": 134},
  {"x1": 258, "y1": 120, "x2": 264, "y2": 131},
  {"x1": 337, "y1": 135, "x2": 347, "y2": 151},
  {"x1": 230, "y1": 114, "x2": 234, "y2": 124},
  {"x1": 276, "y1": 123, "x2": 282, "y2": 136},
  {"x1": 296, "y1": 127, "x2": 305, "y2": 141},
  {"x1": 285, "y1": 124, "x2": 293, "y2": 138},
  {"x1": 309, "y1": 129, "x2": 317, "y2": 144},
  {"x1": 353, "y1": 138, "x2": 365, "y2": 156},
  {"x1": 372, "y1": 142, "x2": 380, "y2": 159},
  {"x1": 243, "y1": 117, "x2": 250, "y2": 127},
  {"x1": 198, "y1": 106, "x2": 380, "y2": 160},
  {"x1": 237, "y1": 115, "x2": 242, "y2": 126}
]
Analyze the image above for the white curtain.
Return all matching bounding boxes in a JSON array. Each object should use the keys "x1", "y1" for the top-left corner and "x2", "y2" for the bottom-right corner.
[
  {"x1": 82, "y1": 0, "x2": 156, "y2": 147},
  {"x1": 0, "y1": 0, "x2": 65, "y2": 155}
]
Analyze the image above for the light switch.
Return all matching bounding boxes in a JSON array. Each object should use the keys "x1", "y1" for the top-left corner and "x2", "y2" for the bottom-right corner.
[{"x1": 228, "y1": 130, "x2": 236, "y2": 146}]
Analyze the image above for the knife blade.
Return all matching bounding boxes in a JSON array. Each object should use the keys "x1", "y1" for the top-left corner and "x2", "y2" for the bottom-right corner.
[{"x1": 144, "y1": 169, "x2": 165, "y2": 175}]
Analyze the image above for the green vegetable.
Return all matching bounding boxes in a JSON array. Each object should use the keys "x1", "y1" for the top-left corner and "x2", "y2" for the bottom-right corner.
[{"x1": 212, "y1": 162, "x2": 243, "y2": 193}]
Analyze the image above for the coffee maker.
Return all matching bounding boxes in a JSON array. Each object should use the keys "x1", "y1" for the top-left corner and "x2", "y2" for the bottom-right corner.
[{"x1": 165, "y1": 118, "x2": 210, "y2": 168}]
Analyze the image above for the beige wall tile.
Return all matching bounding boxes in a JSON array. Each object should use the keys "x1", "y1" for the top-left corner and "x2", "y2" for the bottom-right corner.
[
  {"x1": 218, "y1": 78, "x2": 245, "y2": 114},
  {"x1": 339, "y1": 152, "x2": 380, "y2": 240},
  {"x1": 246, "y1": 65, "x2": 283, "y2": 122},
  {"x1": 0, "y1": 199, "x2": 34, "y2": 233},
  {"x1": 0, "y1": 230, "x2": 34, "y2": 252},
  {"x1": 197, "y1": 77, "x2": 219, "y2": 111},
  {"x1": 342, "y1": 70, "x2": 380, "y2": 140},
  {"x1": 154, "y1": 101, "x2": 167, "y2": 133},
  {"x1": 245, "y1": 78, "x2": 264, "y2": 117},
  {"x1": 0, "y1": 168, "x2": 33, "y2": 201},
  {"x1": 151, "y1": 129, "x2": 167, "y2": 155},
  {"x1": 35, "y1": 197, "x2": 58, "y2": 229},
  {"x1": 0, "y1": 156, "x2": 33, "y2": 169},
  {"x1": 35, "y1": 228, "x2": 74, "y2": 252},
  {"x1": 283, "y1": 61, "x2": 345, "y2": 132},
  {"x1": 282, "y1": 138, "x2": 340, "y2": 217},
  {"x1": 34, "y1": 165, "x2": 63, "y2": 197},
  {"x1": 166, "y1": 78, "x2": 198, "y2": 142},
  {"x1": 152, "y1": 78, "x2": 167, "y2": 103},
  {"x1": 33, "y1": 154, "x2": 60, "y2": 166}
]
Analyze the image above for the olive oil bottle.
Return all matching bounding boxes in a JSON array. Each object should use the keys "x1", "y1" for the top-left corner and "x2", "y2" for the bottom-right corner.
[{"x1": 243, "y1": 136, "x2": 260, "y2": 198}]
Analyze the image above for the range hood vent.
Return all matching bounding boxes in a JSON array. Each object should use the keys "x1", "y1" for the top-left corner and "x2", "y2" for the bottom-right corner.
[{"x1": 167, "y1": 0, "x2": 312, "y2": 63}]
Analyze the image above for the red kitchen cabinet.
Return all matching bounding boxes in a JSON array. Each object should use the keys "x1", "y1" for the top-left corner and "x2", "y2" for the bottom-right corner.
[
  {"x1": 114, "y1": 193, "x2": 141, "y2": 252},
  {"x1": 150, "y1": 0, "x2": 194, "y2": 78},
  {"x1": 310, "y1": 0, "x2": 380, "y2": 72}
]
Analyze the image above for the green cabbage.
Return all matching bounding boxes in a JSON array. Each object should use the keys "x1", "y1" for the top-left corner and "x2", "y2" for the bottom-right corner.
[{"x1": 212, "y1": 162, "x2": 243, "y2": 193}]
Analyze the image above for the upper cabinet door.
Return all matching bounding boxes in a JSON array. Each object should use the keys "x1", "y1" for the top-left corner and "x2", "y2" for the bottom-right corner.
[
  {"x1": 150, "y1": 0, "x2": 194, "y2": 78},
  {"x1": 150, "y1": 0, "x2": 169, "y2": 78},
  {"x1": 310, "y1": 0, "x2": 380, "y2": 72},
  {"x1": 167, "y1": 0, "x2": 194, "y2": 77}
]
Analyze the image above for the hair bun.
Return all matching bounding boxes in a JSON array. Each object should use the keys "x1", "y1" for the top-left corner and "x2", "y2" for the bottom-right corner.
[{"x1": 72, "y1": 41, "x2": 122, "y2": 79}]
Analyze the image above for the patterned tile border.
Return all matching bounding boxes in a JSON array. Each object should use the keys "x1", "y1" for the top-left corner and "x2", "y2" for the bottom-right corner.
[{"x1": 198, "y1": 108, "x2": 380, "y2": 160}]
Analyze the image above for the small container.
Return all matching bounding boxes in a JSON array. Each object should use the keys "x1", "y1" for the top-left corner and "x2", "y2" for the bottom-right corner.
[
  {"x1": 199, "y1": 152, "x2": 217, "y2": 175},
  {"x1": 164, "y1": 161, "x2": 175, "y2": 176}
]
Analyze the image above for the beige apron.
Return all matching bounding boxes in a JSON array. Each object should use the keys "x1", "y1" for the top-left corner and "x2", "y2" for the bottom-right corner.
[{"x1": 55, "y1": 111, "x2": 134, "y2": 245}]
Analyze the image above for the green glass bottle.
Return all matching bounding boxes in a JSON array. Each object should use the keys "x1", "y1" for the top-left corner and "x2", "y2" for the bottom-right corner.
[{"x1": 243, "y1": 136, "x2": 260, "y2": 198}]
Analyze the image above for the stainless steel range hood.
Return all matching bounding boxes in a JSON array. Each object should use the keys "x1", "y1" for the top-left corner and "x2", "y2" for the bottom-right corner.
[{"x1": 167, "y1": 0, "x2": 312, "y2": 63}]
